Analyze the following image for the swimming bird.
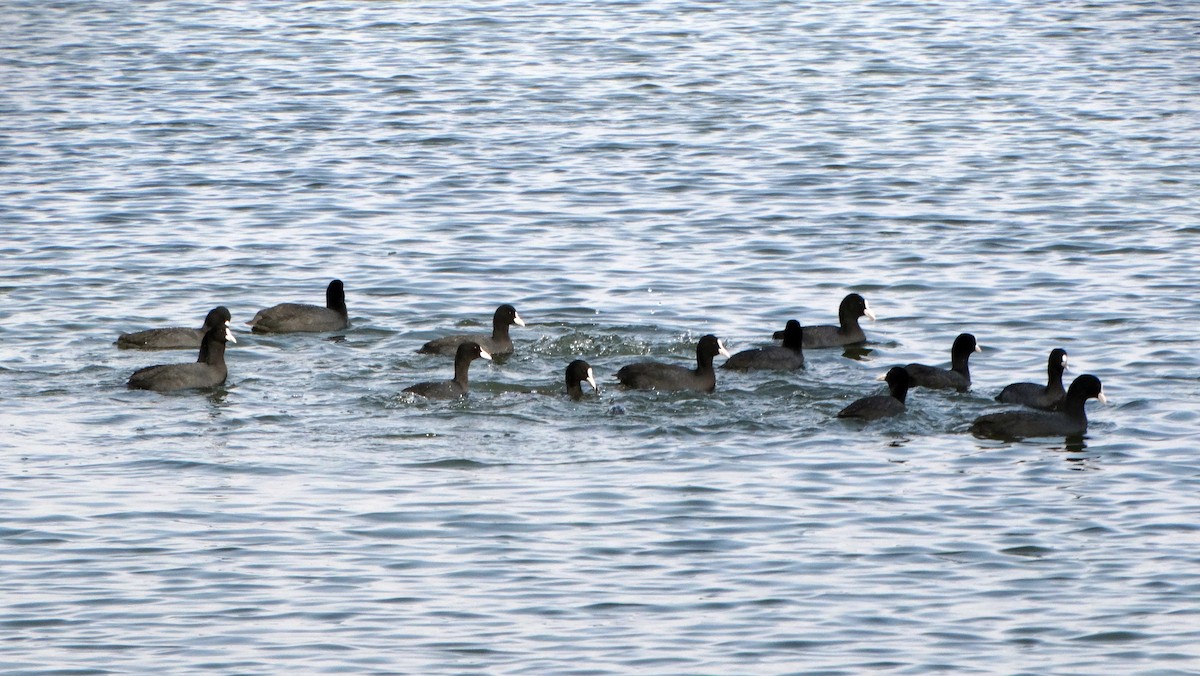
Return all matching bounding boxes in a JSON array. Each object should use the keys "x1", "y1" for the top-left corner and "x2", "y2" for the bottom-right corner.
[
  {"x1": 905, "y1": 333, "x2": 980, "y2": 392},
  {"x1": 127, "y1": 321, "x2": 235, "y2": 392},
  {"x1": 776, "y1": 293, "x2": 874, "y2": 348},
  {"x1": 117, "y1": 306, "x2": 231, "y2": 350},
  {"x1": 837, "y1": 366, "x2": 910, "y2": 421},
  {"x1": 565, "y1": 359, "x2": 600, "y2": 400},
  {"x1": 996, "y1": 348, "x2": 1068, "y2": 410},
  {"x1": 247, "y1": 279, "x2": 349, "y2": 333},
  {"x1": 723, "y1": 319, "x2": 804, "y2": 371},
  {"x1": 404, "y1": 342, "x2": 492, "y2": 399},
  {"x1": 616, "y1": 334, "x2": 730, "y2": 393},
  {"x1": 970, "y1": 374, "x2": 1106, "y2": 439},
  {"x1": 418, "y1": 304, "x2": 525, "y2": 357}
]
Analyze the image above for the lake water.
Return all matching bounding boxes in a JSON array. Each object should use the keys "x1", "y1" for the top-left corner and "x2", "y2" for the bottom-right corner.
[{"x1": 3, "y1": 0, "x2": 1200, "y2": 673}]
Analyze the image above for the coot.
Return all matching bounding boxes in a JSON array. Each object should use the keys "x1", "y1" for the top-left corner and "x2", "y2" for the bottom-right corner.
[
  {"x1": 247, "y1": 279, "x2": 349, "y2": 333},
  {"x1": 970, "y1": 374, "x2": 1106, "y2": 439},
  {"x1": 837, "y1": 366, "x2": 910, "y2": 421},
  {"x1": 418, "y1": 304, "x2": 525, "y2": 357},
  {"x1": 905, "y1": 333, "x2": 980, "y2": 392},
  {"x1": 724, "y1": 319, "x2": 804, "y2": 371},
  {"x1": 565, "y1": 359, "x2": 600, "y2": 400},
  {"x1": 996, "y1": 348, "x2": 1067, "y2": 410},
  {"x1": 616, "y1": 334, "x2": 730, "y2": 393},
  {"x1": 404, "y1": 342, "x2": 492, "y2": 399},
  {"x1": 775, "y1": 294, "x2": 874, "y2": 348},
  {"x1": 127, "y1": 321, "x2": 235, "y2": 392},
  {"x1": 117, "y1": 306, "x2": 232, "y2": 350}
]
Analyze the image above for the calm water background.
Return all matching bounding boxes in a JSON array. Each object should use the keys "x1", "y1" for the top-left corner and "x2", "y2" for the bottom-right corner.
[{"x1": 3, "y1": 0, "x2": 1199, "y2": 673}]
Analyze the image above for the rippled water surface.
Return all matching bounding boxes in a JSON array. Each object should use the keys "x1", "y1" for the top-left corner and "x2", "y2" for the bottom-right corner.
[{"x1": 3, "y1": 0, "x2": 1200, "y2": 673}]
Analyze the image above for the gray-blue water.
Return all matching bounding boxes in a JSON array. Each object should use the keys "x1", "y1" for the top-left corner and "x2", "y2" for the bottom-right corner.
[{"x1": 3, "y1": 1, "x2": 1200, "y2": 673}]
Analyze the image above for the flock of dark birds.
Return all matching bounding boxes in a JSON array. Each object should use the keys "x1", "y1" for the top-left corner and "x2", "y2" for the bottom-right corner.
[{"x1": 117, "y1": 279, "x2": 1108, "y2": 440}]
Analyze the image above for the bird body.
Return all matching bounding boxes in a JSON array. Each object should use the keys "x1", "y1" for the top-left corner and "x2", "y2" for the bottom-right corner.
[
  {"x1": 996, "y1": 348, "x2": 1068, "y2": 410},
  {"x1": 617, "y1": 335, "x2": 730, "y2": 393},
  {"x1": 905, "y1": 333, "x2": 980, "y2": 392},
  {"x1": 419, "y1": 304, "x2": 525, "y2": 357},
  {"x1": 248, "y1": 280, "x2": 348, "y2": 333},
  {"x1": 971, "y1": 374, "x2": 1106, "y2": 439},
  {"x1": 127, "y1": 322, "x2": 235, "y2": 392},
  {"x1": 775, "y1": 294, "x2": 874, "y2": 348},
  {"x1": 725, "y1": 320, "x2": 804, "y2": 370},
  {"x1": 117, "y1": 306, "x2": 232, "y2": 350},
  {"x1": 838, "y1": 367, "x2": 910, "y2": 421},
  {"x1": 405, "y1": 342, "x2": 492, "y2": 399}
]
